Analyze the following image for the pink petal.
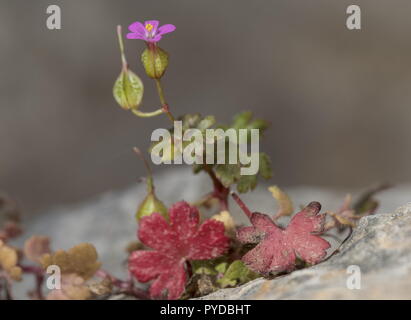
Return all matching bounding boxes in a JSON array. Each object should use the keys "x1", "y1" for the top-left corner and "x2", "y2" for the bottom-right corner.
[
  {"x1": 157, "y1": 24, "x2": 176, "y2": 35},
  {"x1": 146, "y1": 34, "x2": 162, "y2": 43},
  {"x1": 187, "y1": 219, "x2": 229, "y2": 260},
  {"x1": 126, "y1": 33, "x2": 147, "y2": 40},
  {"x1": 128, "y1": 250, "x2": 175, "y2": 282},
  {"x1": 138, "y1": 213, "x2": 180, "y2": 255},
  {"x1": 144, "y1": 20, "x2": 160, "y2": 33},
  {"x1": 148, "y1": 261, "x2": 187, "y2": 300},
  {"x1": 128, "y1": 21, "x2": 145, "y2": 35}
]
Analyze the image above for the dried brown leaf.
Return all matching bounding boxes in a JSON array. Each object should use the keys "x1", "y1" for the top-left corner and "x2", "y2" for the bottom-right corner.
[
  {"x1": 268, "y1": 186, "x2": 294, "y2": 219},
  {"x1": 40, "y1": 243, "x2": 101, "y2": 280},
  {"x1": 211, "y1": 210, "x2": 236, "y2": 237},
  {"x1": 0, "y1": 240, "x2": 22, "y2": 281}
]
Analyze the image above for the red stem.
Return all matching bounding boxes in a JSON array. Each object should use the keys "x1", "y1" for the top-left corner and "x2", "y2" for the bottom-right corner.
[
  {"x1": 231, "y1": 192, "x2": 253, "y2": 219},
  {"x1": 20, "y1": 265, "x2": 45, "y2": 300},
  {"x1": 203, "y1": 165, "x2": 229, "y2": 211},
  {"x1": 96, "y1": 269, "x2": 150, "y2": 300}
]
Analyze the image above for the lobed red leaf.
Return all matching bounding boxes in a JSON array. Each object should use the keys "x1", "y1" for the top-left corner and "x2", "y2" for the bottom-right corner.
[
  {"x1": 236, "y1": 201, "x2": 330, "y2": 275},
  {"x1": 129, "y1": 201, "x2": 229, "y2": 299}
]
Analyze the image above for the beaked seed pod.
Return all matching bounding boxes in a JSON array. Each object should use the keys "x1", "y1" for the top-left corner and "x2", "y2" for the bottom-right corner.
[
  {"x1": 133, "y1": 147, "x2": 168, "y2": 221},
  {"x1": 113, "y1": 68, "x2": 144, "y2": 110},
  {"x1": 141, "y1": 46, "x2": 169, "y2": 79},
  {"x1": 136, "y1": 192, "x2": 168, "y2": 221}
]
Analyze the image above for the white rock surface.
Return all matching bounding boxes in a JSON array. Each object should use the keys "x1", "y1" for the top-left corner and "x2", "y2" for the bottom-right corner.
[{"x1": 199, "y1": 203, "x2": 411, "y2": 299}]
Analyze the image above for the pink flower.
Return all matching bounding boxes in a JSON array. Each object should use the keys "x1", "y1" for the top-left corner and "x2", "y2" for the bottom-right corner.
[{"x1": 126, "y1": 20, "x2": 176, "y2": 43}]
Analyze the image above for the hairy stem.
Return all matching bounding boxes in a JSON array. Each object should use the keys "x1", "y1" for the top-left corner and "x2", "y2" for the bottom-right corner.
[
  {"x1": 231, "y1": 192, "x2": 253, "y2": 219},
  {"x1": 131, "y1": 108, "x2": 164, "y2": 118},
  {"x1": 116, "y1": 25, "x2": 127, "y2": 68},
  {"x1": 154, "y1": 79, "x2": 175, "y2": 122},
  {"x1": 203, "y1": 165, "x2": 229, "y2": 211}
]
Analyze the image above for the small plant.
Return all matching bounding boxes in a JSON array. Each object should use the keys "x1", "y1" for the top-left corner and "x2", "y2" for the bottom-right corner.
[{"x1": 0, "y1": 19, "x2": 388, "y2": 300}]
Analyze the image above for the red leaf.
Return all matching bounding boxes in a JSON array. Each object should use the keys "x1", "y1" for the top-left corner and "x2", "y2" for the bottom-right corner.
[
  {"x1": 128, "y1": 201, "x2": 229, "y2": 300},
  {"x1": 233, "y1": 194, "x2": 330, "y2": 275}
]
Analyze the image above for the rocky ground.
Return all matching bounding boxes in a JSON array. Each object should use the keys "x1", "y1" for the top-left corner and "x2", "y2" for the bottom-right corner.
[
  {"x1": 11, "y1": 168, "x2": 411, "y2": 299},
  {"x1": 199, "y1": 203, "x2": 411, "y2": 299}
]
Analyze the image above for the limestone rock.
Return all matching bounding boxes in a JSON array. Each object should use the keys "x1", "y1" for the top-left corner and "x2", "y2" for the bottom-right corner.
[{"x1": 199, "y1": 203, "x2": 411, "y2": 299}]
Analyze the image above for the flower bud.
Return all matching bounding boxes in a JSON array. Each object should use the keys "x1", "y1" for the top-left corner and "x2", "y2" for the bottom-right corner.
[
  {"x1": 113, "y1": 68, "x2": 144, "y2": 110},
  {"x1": 141, "y1": 46, "x2": 169, "y2": 79}
]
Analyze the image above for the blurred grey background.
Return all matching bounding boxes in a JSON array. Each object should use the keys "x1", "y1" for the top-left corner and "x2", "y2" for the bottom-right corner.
[{"x1": 1, "y1": 0, "x2": 411, "y2": 215}]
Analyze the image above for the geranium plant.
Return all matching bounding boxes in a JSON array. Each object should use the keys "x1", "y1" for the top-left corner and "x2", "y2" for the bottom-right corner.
[{"x1": 0, "y1": 19, "x2": 388, "y2": 300}]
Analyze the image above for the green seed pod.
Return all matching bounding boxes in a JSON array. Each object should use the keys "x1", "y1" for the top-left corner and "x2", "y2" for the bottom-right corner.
[
  {"x1": 136, "y1": 191, "x2": 168, "y2": 221},
  {"x1": 133, "y1": 147, "x2": 168, "y2": 221},
  {"x1": 141, "y1": 46, "x2": 169, "y2": 79},
  {"x1": 113, "y1": 68, "x2": 144, "y2": 110}
]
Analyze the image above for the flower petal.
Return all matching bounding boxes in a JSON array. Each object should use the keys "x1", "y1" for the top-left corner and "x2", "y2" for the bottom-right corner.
[
  {"x1": 187, "y1": 219, "x2": 229, "y2": 260},
  {"x1": 126, "y1": 33, "x2": 147, "y2": 40},
  {"x1": 146, "y1": 34, "x2": 162, "y2": 43},
  {"x1": 138, "y1": 213, "x2": 179, "y2": 255},
  {"x1": 149, "y1": 260, "x2": 187, "y2": 300},
  {"x1": 129, "y1": 250, "x2": 176, "y2": 282},
  {"x1": 128, "y1": 21, "x2": 146, "y2": 35},
  {"x1": 144, "y1": 20, "x2": 160, "y2": 33},
  {"x1": 157, "y1": 24, "x2": 176, "y2": 35}
]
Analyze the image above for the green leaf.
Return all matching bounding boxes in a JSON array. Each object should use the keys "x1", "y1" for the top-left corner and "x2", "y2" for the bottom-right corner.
[
  {"x1": 237, "y1": 175, "x2": 258, "y2": 193},
  {"x1": 191, "y1": 257, "x2": 227, "y2": 276},
  {"x1": 230, "y1": 111, "x2": 269, "y2": 137},
  {"x1": 215, "y1": 164, "x2": 241, "y2": 188},
  {"x1": 215, "y1": 262, "x2": 229, "y2": 274},
  {"x1": 113, "y1": 69, "x2": 144, "y2": 110},
  {"x1": 232, "y1": 111, "x2": 253, "y2": 129},
  {"x1": 192, "y1": 163, "x2": 204, "y2": 174},
  {"x1": 197, "y1": 116, "x2": 216, "y2": 131},
  {"x1": 217, "y1": 260, "x2": 259, "y2": 288},
  {"x1": 259, "y1": 152, "x2": 272, "y2": 179},
  {"x1": 247, "y1": 119, "x2": 269, "y2": 132},
  {"x1": 191, "y1": 260, "x2": 218, "y2": 276},
  {"x1": 181, "y1": 114, "x2": 202, "y2": 131}
]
